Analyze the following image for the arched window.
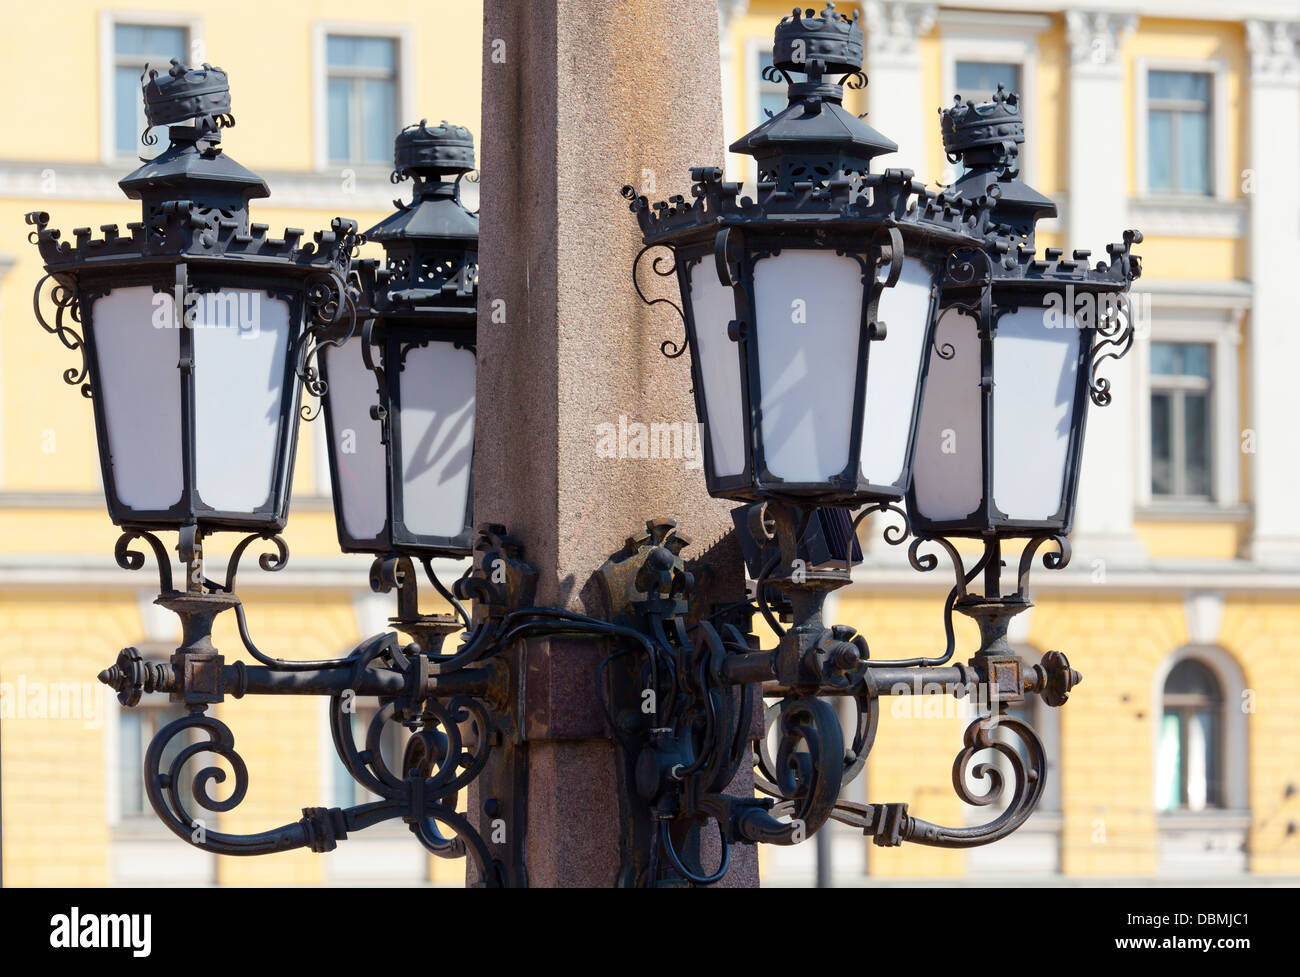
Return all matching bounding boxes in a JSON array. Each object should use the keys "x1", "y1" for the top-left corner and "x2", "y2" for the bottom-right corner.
[{"x1": 1157, "y1": 658, "x2": 1223, "y2": 811}]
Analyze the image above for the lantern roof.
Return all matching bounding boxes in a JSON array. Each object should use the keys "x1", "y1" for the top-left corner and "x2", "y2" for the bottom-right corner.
[
  {"x1": 731, "y1": 3, "x2": 896, "y2": 185},
  {"x1": 358, "y1": 120, "x2": 479, "y2": 313}
]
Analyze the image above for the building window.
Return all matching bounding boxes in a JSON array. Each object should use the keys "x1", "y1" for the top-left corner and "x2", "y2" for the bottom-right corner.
[
  {"x1": 1149, "y1": 341, "x2": 1213, "y2": 500},
  {"x1": 1157, "y1": 659, "x2": 1223, "y2": 812},
  {"x1": 112, "y1": 24, "x2": 190, "y2": 159},
  {"x1": 117, "y1": 701, "x2": 190, "y2": 819},
  {"x1": 1147, "y1": 70, "x2": 1212, "y2": 195},
  {"x1": 332, "y1": 699, "x2": 410, "y2": 808},
  {"x1": 955, "y1": 60, "x2": 1022, "y2": 103},
  {"x1": 326, "y1": 35, "x2": 399, "y2": 166},
  {"x1": 755, "y1": 50, "x2": 787, "y2": 127}
]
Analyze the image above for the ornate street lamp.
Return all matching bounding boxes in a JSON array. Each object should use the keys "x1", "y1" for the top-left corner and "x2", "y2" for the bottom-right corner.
[
  {"x1": 622, "y1": 4, "x2": 986, "y2": 506},
  {"x1": 27, "y1": 60, "x2": 362, "y2": 553},
  {"x1": 321, "y1": 120, "x2": 478, "y2": 564},
  {"x1": 619, "y1": 3, "x2": 1142, "y2": 883},
  {"x1": 909, "y1": 87, "x2": 1142, "y2": 547}
]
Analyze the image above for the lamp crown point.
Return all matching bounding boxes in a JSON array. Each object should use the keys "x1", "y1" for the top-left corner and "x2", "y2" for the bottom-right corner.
[
  {"x1": 393, "y1": 118, "x2": 476, "y2": 183},
  {"x1": 772, "y1": 1, "x2": 863, "y2": 76},
  {"x1": 941, "y1": 83, "x2": 1025, "y2": 158},
  {"x1": 140, "y1": 58, "x2": 232, "y2": 131}
]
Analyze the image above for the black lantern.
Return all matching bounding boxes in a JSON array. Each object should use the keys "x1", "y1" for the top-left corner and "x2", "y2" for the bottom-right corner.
[
  {"x1": 320, "y1": 120, "x2": 477, "y2": 557},
  {"x1": 26, "y1": 60, "x2": 360, "y2": 536},
  {"x1": 623, "y1": 3, "x2": 986, "y2": 506},
  {"x1": 907, "y1": 87, "x2": 1142, "y2": 539}
]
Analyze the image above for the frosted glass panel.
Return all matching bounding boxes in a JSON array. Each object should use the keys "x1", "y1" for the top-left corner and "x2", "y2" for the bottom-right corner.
[
  {"x1": 92, "y1": 287, "x2": 183, "y2": 510},
  {"x1": 911, "y1": 310, "x2": 982, "y2": 521},
  {"x1": 688, "y1": 263, "x2": 745, "y2": 477},
  {"x1": 753, "y1": 251, "x2": 862, "y2": 482},
  {"x1": 992, "y1": 309, "x2": 1079, "y2": 521},
  {"x1": 398, "y1": 342, "x2": 475, "y2": 538},
  {"x1": 323, "y1": 340, "x2": 387, "y2": 541},
  {"x1": 192, "y1": 290, "x2": 293, "y2": 513},
  {"x1": 860, "y1": 257, "x2": 934, "y2": 487}
]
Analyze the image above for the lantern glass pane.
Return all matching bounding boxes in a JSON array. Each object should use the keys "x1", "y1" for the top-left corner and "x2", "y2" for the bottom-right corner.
[
  {"x1": 992, "y1": 308, "x2": 1079, "y2": 521},
  {"x1": 91, "y1": 286, "x2": 184, "y2": 510},
  {"x1": 322, "y1": 339, "x2": 387, "y2": 542},
  {"x1": 753, "y1": 251, "x2": 863, "y2": 483},
  {"x1": 192, "y1": 290, "x2": 292, "y2": 513},
  {"x1": 398, "y1": 341, "x2": 474, "y2": 539},
  {"x1": 912, "y1": 310, "x2": 983, "y2": 521},
  {"x1": 687, "y1": 262, "x2": 745, "y2": 478},
  {"x1": 860, "y1": 257, "x2": 934, "y2": 488}
]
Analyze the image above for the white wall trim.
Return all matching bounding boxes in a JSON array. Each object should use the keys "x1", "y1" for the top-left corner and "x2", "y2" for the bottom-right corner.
[
  {"x1": 310, "y1": 21, "x2": 416, "y2": 175},
  {"x1": 1127, "y1": 196, "x2": 1248, "y2": 238},
  {"x1": 1134, "y1": 56, "x2": 1232, "y2": 202},
  {"x1": 97, "y1": 10, "x2": 206, "y2": 166}
]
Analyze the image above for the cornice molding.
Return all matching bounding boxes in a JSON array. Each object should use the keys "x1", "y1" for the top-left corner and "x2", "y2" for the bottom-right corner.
[{"x1": 0, "y1": 158, "x2": 402, "y2": 213}]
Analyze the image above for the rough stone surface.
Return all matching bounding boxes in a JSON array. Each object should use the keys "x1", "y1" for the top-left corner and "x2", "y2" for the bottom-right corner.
[{"x1": 477, "y1": 0, "x2": 757, "y2": 887}]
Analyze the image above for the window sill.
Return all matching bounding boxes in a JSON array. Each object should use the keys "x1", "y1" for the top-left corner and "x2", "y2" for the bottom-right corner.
[
  {"x1": 1127, "y1": 196, "x2": 1247, "y2": 238},
  {"x1": 1135, "y1": 503, "x2": 1250, "y2": 523},
  {"x1": 1157, "y1": 808, "x2": 1252, "y2": 832}
]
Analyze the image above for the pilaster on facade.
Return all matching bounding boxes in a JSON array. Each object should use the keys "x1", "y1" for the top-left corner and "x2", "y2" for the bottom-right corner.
[
  {"x1": 864, "y1": 1, "x2": 939, "y2": 178},
  {"x1": 1245, "y1": 17, "x2": 1300, "y2": 567},
  {"x1": 1066, "y1": 8, "x2": 1145, "y2": 567}
]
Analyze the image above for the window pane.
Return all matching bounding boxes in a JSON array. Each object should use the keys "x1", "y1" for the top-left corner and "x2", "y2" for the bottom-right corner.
[
  {"x1": 1179, "y1": 343, "x2": 1211, "y2": 379},
  {"x1": 115, "y1": 24, "x2": 186, "y2": 58},
  {"x1": 361, "y1": 78, "x2": 396, "y2": 164},
  {"x1": 1150, "y1": 70, "x2": 1208, "y2": 103},
  {"x1": 956, "y1": 61, "x2": 1021, "y2": 99},
  {"x1": 1165, "y1": 659, "x2": 1220, "y2": 698},
  {"x1": 327, "y1": 35, "x2": 357, "y2": 67},
  {"x1": 119, "y1": 710, "x2": 144, "y2": 817},
  {"x1": 114, "y1": 65, "x2": 142, "y2": 156},
  {"x1": 1151, "y1": 392, "x2": 1173, "y2": 495},
  {"x1": 328, "y1": 77, "x2": 352, "y2": 163},
  {"x1": 1177, "y1": 109, "x2": 1210, "y2": 194},
  {"x1": 1156, "y1": 711, "x2": 1182, "y2": 812},
  {"x1": 1184, "y1": 392, "x2": 1212, "y2": 497},
  {"x1": 1150, "y1": 341, "x2": 1178, "y2": 376},
  {"x1": 1193, "y1": 710, "x2": 1222, "y2": 807},
  {"x1": 760, "y1": 91, "x2": 786, "y2": 120},
  {"x1": 1148, "y1": 110, "x2": 1174, "y2": 192},
  {"x1": 328, "y1": 34, "x2": 395, "y2": 70}
]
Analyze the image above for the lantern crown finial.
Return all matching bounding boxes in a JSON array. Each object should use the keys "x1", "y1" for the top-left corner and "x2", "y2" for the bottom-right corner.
[
  {"x1": 940, "y1": 84, "x2": 1025, "y2": 159},
  {"x1": 772, "y1": 3, "x2": 863, "y2": 77},
  {"x1": 141, "y1": 59, "x2": 232, "y2": 132},
  {"x1": 393, "y1": 119, "x2": 476, "y2": 183}
]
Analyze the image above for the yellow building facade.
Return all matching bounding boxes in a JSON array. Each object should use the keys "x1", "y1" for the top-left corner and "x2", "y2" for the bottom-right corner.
[{"x1": 1, "y1": 0, "x2": 1298, "y2": 886}]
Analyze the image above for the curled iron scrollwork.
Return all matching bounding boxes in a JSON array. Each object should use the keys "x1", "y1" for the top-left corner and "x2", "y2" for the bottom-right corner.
[
  {"x1": 626, "y1": 238, "x2": 688, "y2": 359},
  {"x1": 31, "y1": 271, "x2": 91, "y2": 398}
]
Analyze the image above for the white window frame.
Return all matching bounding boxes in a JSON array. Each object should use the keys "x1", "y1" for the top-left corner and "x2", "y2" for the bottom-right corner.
[
  {"x1": 939, "y1": 11, "x2": 1047, "y2": 187},
  {"x1": 98, "y1": 11, "x2": 205, "y2": 165},
  {"x1": 312, "y1": 22, "x2": 415, "y2": 173},
  {"x1": 1134, "y1": 294, "x2": 1244, "y2": 512},
  {"x1": 1135, "y1": 57, "x2": 1230, "y2": 202},
  {"x1": 1151, "y1": 645, "x2": 1248, "y2": 813}
]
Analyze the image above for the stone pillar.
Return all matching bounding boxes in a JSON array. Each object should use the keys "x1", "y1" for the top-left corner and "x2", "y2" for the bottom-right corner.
[
  {"x1": 476, "y1": 0, "x2": 753, "y2": 887},
  {"x1": 1064, "y1": 9, "x2": 1147, "y2": 568},
  {"x1": 864, "y1": 1, "x2": 938, "y2": 178},
  {"x1": 1245, "y1": 20, "x2": 1300, "y2": 566}
]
